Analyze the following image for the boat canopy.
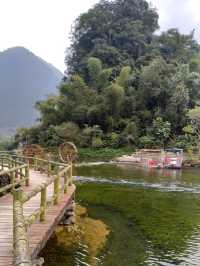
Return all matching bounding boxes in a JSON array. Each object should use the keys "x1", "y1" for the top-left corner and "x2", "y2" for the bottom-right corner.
[{"x1": 165, "y1": 148, "x2": 183, "y2": 153}]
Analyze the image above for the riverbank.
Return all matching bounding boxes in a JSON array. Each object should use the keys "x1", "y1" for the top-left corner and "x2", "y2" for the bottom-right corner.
[
  {"x1": 50, "y1": 146, "x2": 200, "y2": 169},
  {"x1": 115, "y1": 151, "x2": 200, "y2": 168},
  {"x1": 78, "y1": 147, "x2": 133, "y2": 162}
]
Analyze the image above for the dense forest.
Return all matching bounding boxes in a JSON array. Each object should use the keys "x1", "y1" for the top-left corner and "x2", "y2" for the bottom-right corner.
[{"x1": 14, "y1": 0, "x2": 200, "y2": 152}]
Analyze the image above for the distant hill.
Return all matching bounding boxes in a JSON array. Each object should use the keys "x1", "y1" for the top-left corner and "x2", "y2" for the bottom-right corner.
[{"x1": 0, "y1": 47, "x2": 63, "y2": 136}]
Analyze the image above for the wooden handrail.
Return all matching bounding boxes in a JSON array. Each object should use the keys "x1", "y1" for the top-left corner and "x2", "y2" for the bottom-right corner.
[
  {"x1": 0, "y1": 163, "x2": 27, "y2": 176},
  {"x1": 0, "y1": 152, "x2": 73, "y2": 266},
  {"x1": 21, "y1": 164, "x2": 72, "y2": 226},
  {"x1": 0, "y1": 156, "x2": 29, "y2": 194}
]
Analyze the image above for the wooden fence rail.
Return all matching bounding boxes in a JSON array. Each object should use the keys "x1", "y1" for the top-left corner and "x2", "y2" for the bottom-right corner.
[
  {"x1": 0, "y1": 156, "x2": 29, "y2": 194},
  {"x1": 0, "y1": 152, "x2": 73, "y2": 266}
]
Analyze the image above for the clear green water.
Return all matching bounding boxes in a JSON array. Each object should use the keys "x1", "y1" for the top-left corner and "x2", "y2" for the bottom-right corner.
[{"x1": 41, "y1": 164, "x2": 200, "y2": 265}]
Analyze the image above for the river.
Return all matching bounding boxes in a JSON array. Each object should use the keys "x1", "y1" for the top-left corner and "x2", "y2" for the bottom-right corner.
[{"x1": 41, "y1": 164, "x2": 200, "y2": 265}]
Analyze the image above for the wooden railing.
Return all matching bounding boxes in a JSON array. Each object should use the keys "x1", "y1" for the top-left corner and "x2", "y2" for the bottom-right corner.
[
  {"x1": 0, "y1": 152, "x2": 73, "y2": 266},
  {"x1": 0, "y1": 155, "x2": 29, "y2": 194}
]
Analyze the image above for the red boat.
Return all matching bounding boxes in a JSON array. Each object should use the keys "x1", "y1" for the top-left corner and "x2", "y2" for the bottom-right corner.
[
  {"x1": 163, "y1": 148, "x2": 183, "y2": 169},
  {"x1": 147, "y1": 148, "x2": 183, "y2": 169}
]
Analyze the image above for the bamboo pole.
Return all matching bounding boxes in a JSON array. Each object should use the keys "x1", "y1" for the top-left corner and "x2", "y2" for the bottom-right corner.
[
  {"x1": 25, "y1": 164, "x2": 29, "y2": 186},
  {"x1": 13, "y1": 189, "x2": 32, "y2": 266},
  {"x1": 64, "y1": 171, "x2": 68, "y2": 194},
  {"x1": 34, "y1": 157, "x2": 38, "y2": 171},
  {"x1": 40, "y1": 187, "x2": 47, "y2": 221},
  {"x1": 54, "y1": 175, "x2": 60, "y2": 205},
  {"x1": 69, "y1": 163, "x2": 73, "y2": 186},
  {"x1": 15, "y1": 161, "x2": 18, "y2": 179},
  {"x1": 47, "y1": 161, "x2": 51, "y2": 177},
  {"x1": 10, "y1": 170, "x2": 15, "y2": 192},
  {"x1": 20, "y1": 168, "x2": 23, "y2": 181}
]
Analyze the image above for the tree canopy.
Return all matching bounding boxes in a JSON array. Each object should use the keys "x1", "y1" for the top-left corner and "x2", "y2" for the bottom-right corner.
[
  {"x1": 66, "y1": 0, "x2": 159, "y2": 75},
  {"x1": 15, "y1": 0, "x2": 200, "y2": 151}
]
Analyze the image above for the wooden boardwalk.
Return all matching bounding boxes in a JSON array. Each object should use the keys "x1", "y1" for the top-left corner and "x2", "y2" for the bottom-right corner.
[{"x1": 0, "y1": 155, "x2": 76, "y2": 266}]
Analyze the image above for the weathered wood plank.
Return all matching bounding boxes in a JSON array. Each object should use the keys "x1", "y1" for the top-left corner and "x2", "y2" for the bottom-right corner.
[{"x1": 0, "y1": 168, "x2": 75, "y2": 266}]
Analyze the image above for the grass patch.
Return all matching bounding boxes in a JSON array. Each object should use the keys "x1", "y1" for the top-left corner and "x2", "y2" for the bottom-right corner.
[{"x1": 78, "y1": 147, "x2": 133, "y2": 162}]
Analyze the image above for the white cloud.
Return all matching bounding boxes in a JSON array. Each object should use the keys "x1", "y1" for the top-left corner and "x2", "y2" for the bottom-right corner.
[
  {"x1": 150, "y1": 0, "x2": 200, "y2": 39},
  {"x1": 0, "y1": 0, "x2": 98, "y2": 72},
  {"x1": 0, "y1": 0, "x2": 199, "y2": 72}
]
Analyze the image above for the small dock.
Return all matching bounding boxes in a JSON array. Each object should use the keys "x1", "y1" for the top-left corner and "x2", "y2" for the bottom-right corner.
[{"x1": 0, "y1": 154, "x2": 76, "y2": 266}]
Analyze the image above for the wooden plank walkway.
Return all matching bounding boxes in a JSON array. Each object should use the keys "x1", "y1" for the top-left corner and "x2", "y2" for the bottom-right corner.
[{"x1": 0, "y1": 169, "x2": 76, "y2": 266}]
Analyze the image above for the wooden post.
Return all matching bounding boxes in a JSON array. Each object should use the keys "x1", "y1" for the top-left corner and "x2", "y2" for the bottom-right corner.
[
  {"x1": 34, "y1": 157, "x2": 38, "y2": 171},
  {"x1": 47, "y1": 161, "x2": 51, "y2": 177},
  {"x1": 8, "y1": 160, "x2": 11, "y2": 170},
  {"x1": 20, "y1": 168, "x2": 23, "y2": 180},
  {"x1": 13, "y1": 189, "x2": 32, "y2": 266},
  {"x1": 15, "y1": 162, "x2": 18, "y2": 179},
  {"x1": 13, "y1": 187, "x2": 23, "y2": 202},
  {"x1": 25, "y1": 164, "x2": 29, "y2": 186},
  {"x1": 40, "y1": 161, "x2": 44, "y2": 173},
  {"x1": 69, "y1": 163, "x2": 73, "y2": 186},
  {"x1": 54, "y1": 175, "x2": 60, "y2": 205},
  {"x1": 64, "y1": 171, "x2": 68, "y2": 194},
  {"x1": 40, "y1": 187, "x2": 47, "y2": 221},
  {"x1": 10, "y1": 171, "x2": 15, "y2": 192}
]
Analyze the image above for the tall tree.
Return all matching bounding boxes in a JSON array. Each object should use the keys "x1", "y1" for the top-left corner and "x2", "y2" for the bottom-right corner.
[
  {"x1": 188, "y1": 107, "x2": 200, "y2": 155},
  {"x1": 156, "y1": 29, "x2": 199, "y2": 62},
  {"x1": 14, "y1": 0, "x2": 200, "y2": 150},
  {"x1": 66, "y1": 0, "x2": 159, "y2": 75}
]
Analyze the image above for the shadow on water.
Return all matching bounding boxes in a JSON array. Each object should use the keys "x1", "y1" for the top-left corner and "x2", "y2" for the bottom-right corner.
[{"x1": 41, "y1": 164, "x2": 200, "y2": 265}]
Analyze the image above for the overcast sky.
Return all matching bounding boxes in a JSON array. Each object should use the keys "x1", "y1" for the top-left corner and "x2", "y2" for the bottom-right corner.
[{"x1": 0, "y1": 0, "x2": 199, "y2": 72}]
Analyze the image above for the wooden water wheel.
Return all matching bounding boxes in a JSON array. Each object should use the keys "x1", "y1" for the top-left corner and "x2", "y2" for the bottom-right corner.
[
  {"x1": 22, "y1": 144, "x2": 45, "y2": 159},
  {"x1": 59, "y1": 142, "x2": 78, "y2": 163}
]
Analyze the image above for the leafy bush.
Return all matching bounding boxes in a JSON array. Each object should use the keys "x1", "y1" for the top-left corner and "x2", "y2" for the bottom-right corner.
[
  {"x1": 139, "y1": 135, "x2": 155, "y2": 148},
  {"x1": 55, "y1": 122, "x2": 80, "y2": 142},
  {"x1": 169, "y1": 134, "x2": 196, "y2": 150},
  {"x1": 103, "y1": 133, "x2": 120, "y2": 148},
  {"x1": 92, "y1": 137, "x2": 103, "y2": 148}
]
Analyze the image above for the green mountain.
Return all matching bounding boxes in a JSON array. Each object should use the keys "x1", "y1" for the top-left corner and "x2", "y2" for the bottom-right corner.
[{"x1": 0, "y1": 47, "x2": 62, "y2": 136}]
